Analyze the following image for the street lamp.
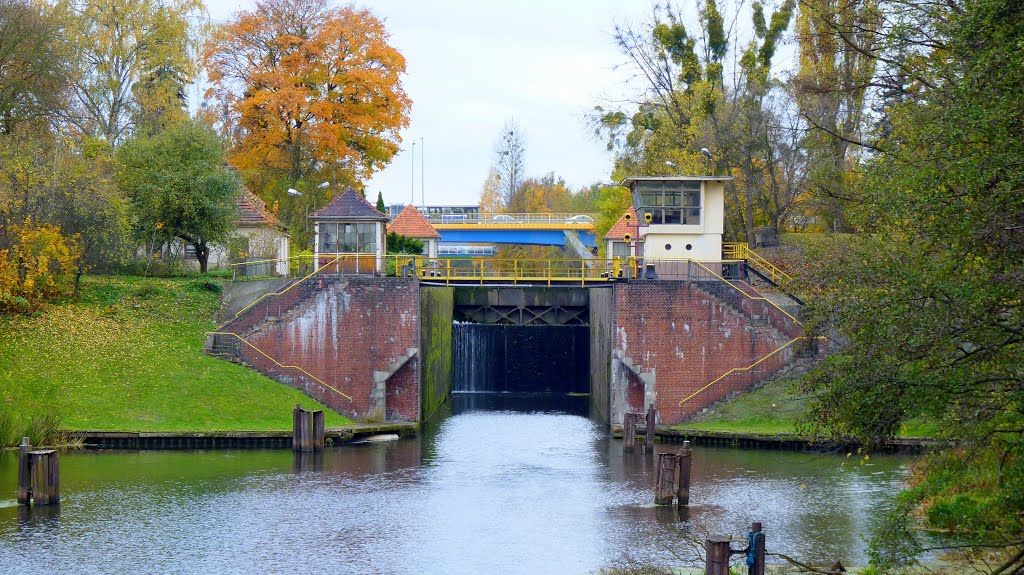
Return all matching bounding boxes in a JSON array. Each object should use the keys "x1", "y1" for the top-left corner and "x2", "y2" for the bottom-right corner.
[{"x1": 287, "y1": 188, "x2": 302, "y2": 197}]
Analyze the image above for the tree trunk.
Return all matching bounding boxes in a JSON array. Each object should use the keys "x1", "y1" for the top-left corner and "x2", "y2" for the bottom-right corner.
[{"x1": 195, "y1": 241, "x2": 209, "y2": 274}]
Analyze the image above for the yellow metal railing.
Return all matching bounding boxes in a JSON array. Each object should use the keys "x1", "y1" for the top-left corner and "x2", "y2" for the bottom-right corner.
[
  {"x1": 228, "y1": 254, "x2": 345, "y2": 322},
  {"x1": 689, "y1": 259, "x2": 801, "y2": 325},
  {"x1": 207, "y1": 332, "x2": 353, "y2": 402},
  {"x1": 677, "y1": 337, "x2": 805, "y2": 407},
  {"x1": 722, "y1": 242, "x2": 792, "y2": 284}
]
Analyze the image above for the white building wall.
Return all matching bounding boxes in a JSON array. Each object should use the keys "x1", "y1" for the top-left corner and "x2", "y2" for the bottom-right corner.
[{"x1": 639, "y1": 180, "x2": 726, "y2": 262}]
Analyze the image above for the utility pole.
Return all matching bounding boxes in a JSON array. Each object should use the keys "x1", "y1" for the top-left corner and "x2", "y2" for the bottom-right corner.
[{"x1": 410, "y1": 141, "x2": 416, "y2": 204}]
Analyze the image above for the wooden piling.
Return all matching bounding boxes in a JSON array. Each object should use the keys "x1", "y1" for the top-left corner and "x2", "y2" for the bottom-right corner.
[
  {"x1": 17, "y1": 437, "x2": 31, "y2": 505},
  {"x1": 292, "y1": 405, "x2": 321, "y2": 452},
  {"x1": 676, "y1": 440, "x2": 693, "y2": 506},
  {"x1": 623, "y1": 413, "x2": 636, "y2": 451},
  {"x1": 312, "y1": 410, "x2": 325, "y2": 450},
  {"x1": 29, "y1": 450, "x2": 59, "y2": 506},
  {"x1": 654, "y1": 452, "x2": 678, "y2": 505},
  {"x1": 705, "y1": 535, "x2": 732, "y2": 575},
  {"x1": 292, "y1": 404, "x2": 302, "y2": 450},
  {"x1": 645, "y1": 404, "x2": 657, "y2": 452},
  {"x1": 750, "y1": 521, "x2": 766, "y2": 575}
]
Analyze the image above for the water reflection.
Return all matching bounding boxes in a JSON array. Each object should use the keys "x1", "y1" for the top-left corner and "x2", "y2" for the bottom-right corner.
[{"x1": 0, "y1": 402, "x2": 914, "y2": 574}]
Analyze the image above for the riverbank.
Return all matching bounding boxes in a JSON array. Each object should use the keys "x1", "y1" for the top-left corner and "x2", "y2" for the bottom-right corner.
[
  {"x1": 0, "y1": 275, "x2": 350, "y2": 442},
  {"x1": 670, "y1": 370, "x2": 939, "y2": 440},
  {"x1": 66, "y1": 422, "x2": 418, "y2": 449}
]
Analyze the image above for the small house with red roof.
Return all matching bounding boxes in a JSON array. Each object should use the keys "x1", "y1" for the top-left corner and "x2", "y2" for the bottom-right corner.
[
  {"x1": 173, "y1": 187, "x2": 290, "y2": 275},
  {"x1": 309, "y1": 189, "x2": 388, "y2": 274},
  {"x1": 387, "y1": 205, "x2": 440, "y2": 258},
  {"x1": 603, "y1": 205, "x2": 642, "y2": 259}
]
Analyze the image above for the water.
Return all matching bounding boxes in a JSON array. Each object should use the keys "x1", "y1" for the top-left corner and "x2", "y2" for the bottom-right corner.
[
  {"x1": 452, "y1": 323, "x2": 590, "y2": 394},
  {"x1": 0, "y1": 401, "x2": 913, "y2": 574}
]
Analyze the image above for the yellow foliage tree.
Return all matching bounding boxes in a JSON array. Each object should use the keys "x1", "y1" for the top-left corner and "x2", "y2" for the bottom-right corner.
[{"x1": 203, "y1": 0, "x2": 412, "y2": 204}]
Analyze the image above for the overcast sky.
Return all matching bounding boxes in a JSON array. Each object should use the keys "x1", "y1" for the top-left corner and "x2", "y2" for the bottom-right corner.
[
  {"x1": 200, "y1": 0, "x2": 655, "y2": 206},
  {"x1": 202, "y1": 1, "x2": 793, "y2": 207}
]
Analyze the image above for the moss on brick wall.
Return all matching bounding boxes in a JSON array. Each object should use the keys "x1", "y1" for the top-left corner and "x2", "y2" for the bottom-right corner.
[{"x1": 420, "y1": 286, "x2": 454, "y2": 421}]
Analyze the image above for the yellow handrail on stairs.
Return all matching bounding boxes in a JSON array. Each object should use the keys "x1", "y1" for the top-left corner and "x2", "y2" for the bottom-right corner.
[
  {"x1": 722, "y1": 242, "x2": 792, "y2": 285},
  {"x1": 207, "y1": 331, "x2": 353, "y2": 402}
]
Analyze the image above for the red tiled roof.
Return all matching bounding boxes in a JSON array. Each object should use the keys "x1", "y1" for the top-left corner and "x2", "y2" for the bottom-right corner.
[
  {"x1": 236, "y1": 188, "x2": 286, "y2": 230},
  {"x1": 603, "y1": 206, "x2": 639, "y2": 240},
  {"x1": 310, "y1": 189, "x2": 388, "y2": 221},
  {"x1": 387, "y1": 205, "x2": 440, "y2": 239}
]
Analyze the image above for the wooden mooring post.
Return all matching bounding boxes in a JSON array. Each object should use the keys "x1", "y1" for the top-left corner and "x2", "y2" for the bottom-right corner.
[
  {"x1": 654, "y1": 452, "x2": 678, "y2": 504},
  {"x1": 748, "y1": 521, "x2": 766, "y2": 575},
  {"x1": 676, "y1": 440, "x2": 693, "y2": 506},
  {"x1": 654, "y1": 442, "x2": 694, "y2": 507},
  {"x1": 17, "y1": 437, "x2": 31, "y2": 505},
  {"x1": 313, "y1": 410, "x2": 325, "y2": 450},
  {"x1": 292, "y1": 405, "x2": 325, "y2": 452},
  {"x1": 645, "y1": 403, "x2": 657, "y2": 453},
  {"x1": 29, "y1": 450, "x2": 59, "y2": 505},
  {"x1": 703, "y1": 522, "x2": 766, "y2": 575},
  {"x1": 623, "y1": 413, "x2": 637, "y2": 451}
]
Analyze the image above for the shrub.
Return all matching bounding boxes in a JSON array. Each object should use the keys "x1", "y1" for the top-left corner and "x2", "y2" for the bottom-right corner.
[{"x1": 0, "y1": 220, "x2": 82, "y2": 314}]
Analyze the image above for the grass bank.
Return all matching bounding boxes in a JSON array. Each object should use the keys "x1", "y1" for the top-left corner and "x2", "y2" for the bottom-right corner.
[
  {"x1": 0, "y1": 275, "x2": 350, "y2": 438},
  {"x1": 674, "y1": 375, "x2": 939, "y2": 439}
]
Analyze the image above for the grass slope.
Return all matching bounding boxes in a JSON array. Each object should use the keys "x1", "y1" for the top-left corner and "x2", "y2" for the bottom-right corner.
[
  {"x1": 0, "y1": 275, "x2": 351, "y2": 432},
  {"x1": 675, "y1": 376, "x2": 938, "y2": 438}
]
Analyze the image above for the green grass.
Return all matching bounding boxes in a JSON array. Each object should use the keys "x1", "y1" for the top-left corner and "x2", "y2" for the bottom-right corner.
[
  {"x1": 673, "y1": 375, "x2": 938, "y2": 439},
  {"x1": 0, "y1": 275, "x2": 351, "y2": 433},
  {"x1": 675, "y1": 378, "x2": 807, "y2": 435}
]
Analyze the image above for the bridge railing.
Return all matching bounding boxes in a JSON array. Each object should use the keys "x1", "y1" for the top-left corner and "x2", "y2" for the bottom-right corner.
[{"x1": 424, "y1": 213, "x2": 598, "y2": 226}]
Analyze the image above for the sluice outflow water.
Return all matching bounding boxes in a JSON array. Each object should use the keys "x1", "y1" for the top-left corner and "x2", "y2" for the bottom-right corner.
[{"x1": 451, "y1": 322, "x2": 589, "y2": 395}]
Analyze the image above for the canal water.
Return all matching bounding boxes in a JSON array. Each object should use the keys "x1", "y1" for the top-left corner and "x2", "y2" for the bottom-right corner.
[{"x1": 0, "y1": 397, "x2": 912, "y2": 574}]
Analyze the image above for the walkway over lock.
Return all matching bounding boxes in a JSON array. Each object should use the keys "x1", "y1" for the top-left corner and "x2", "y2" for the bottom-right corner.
[{"x1": 425, "y1": 213, "x2": 598, "y2": 248}]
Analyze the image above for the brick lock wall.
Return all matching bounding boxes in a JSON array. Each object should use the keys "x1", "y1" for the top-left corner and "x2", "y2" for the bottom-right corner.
[
  {"x1": 236, "y1": 276, "x2": 421, "y2": 421},
  {"x1": 613, "y1": 281, "x2": 794, "y2": 423}
]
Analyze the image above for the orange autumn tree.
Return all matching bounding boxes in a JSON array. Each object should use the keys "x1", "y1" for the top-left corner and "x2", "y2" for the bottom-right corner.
[{"x1": 202, "y1": 0, "x2": 411, "y2": 238}]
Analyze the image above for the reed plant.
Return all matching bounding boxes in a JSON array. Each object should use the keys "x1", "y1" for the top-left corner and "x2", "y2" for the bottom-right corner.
[{"x1": 0, "y1": 409, "x2": 64, "y2": 447}]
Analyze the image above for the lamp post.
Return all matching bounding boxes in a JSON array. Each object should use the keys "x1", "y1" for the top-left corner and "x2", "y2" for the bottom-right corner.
[
  {"x1": 410, "y1": 141, "x2": 416, "y2": 204},
  {"x1": 420, "y1": 137, "x2": 425, "y2": 206},
  {"x1": 700, "y1": 147, "x2": 714, "y2": 176}
]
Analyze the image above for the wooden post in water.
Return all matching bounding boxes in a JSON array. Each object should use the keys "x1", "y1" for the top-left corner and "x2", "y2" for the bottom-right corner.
[
  {"x1": 676, "y1": 440, "x2": 693, "y2": 507},
  {"x1": 623, "y1": 413, "x2": 636, "y2": 451},
  {"x1": 750, "y1": 521, "x2": 766, "y2": 575},
  {"x1": 654, "y1": 452, "x2": 678, "y2": 505},
  {"x1": 705, "y1": 535, "x2": 732, "y2": 575},
  {"x1": 29, "y1": 450, "x2": 59, "y2": 505},
  {"x1": 312, "y1": 410, "x2": 325, "y2": 450},
  {"x1": 17, "y1": 437, "x2": 31, "y2": 505},
  {"x1": 645, "y1": 403, "x2": 657, "y2": 452},
  {"x1": 292, "y1": 404, "x2": 303, "y2": 451}
]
